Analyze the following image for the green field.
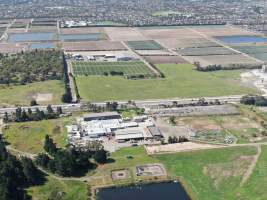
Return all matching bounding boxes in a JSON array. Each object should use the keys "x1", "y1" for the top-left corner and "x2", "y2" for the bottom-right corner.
[
  {"x1": 127, "y1": 40, "x2": 163, "y2": 50},
  {"x1": 75, "y1": 64, "x2": 257, "y2": 102},
  {"x1": 28, "y1": 176, "x2": 88, "y2": 200},
  {"x1": 0, "y1": 80, "x2": 65, "y2": 106},
  {"x1": 72, "y1": 61, "x2": 154, "y2": 76},
  {"x1": 92, "y1": 145, "x2": 267, "y2": 200},
  {"x1": 4, "y1": 118, "x2": 70, "y2": 154}
]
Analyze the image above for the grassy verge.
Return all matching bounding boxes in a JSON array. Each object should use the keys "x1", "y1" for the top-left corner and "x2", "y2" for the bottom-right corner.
[
  {"x1": 0, "y1": 80, "x2": 65, "y2": 106},
  {"x1": 3, "y1": 118, "x2": 72, "y2": 154},
  {"x1": 28, "y1": 176, "x2": 88, "y2": 200},
  {"x1": 76, "y1": 64, "x2": 257, "y2": 102}
]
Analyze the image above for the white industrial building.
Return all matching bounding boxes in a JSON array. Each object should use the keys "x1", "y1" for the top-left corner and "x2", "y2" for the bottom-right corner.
[{"x1": 66, "y1": 112, "x2": 162, "y2": 147}]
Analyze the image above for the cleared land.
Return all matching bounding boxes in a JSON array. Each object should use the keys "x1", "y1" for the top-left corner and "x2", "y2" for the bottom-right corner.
[
  {"x1": 3, "y1": 118, "x2": 70, "y2": 154},
  {"x1": 60, "y1": 27, "x2": 104, "y2": 34},
  {"x1": 177, "y1": 46, "x2": 236, "y2": 56},
  {"x1": 127, "y1": 40, "x2": 163, "y2": 50},
  {"x1": 184, "y1": 54, "x2": 260, "y2": 66},
  {"x1": 0, "y1": 80, "x2": 64, "y2": 106},
  {"x1": 62, "y1": 41, "x2": 126, "y2": 51},
  {"x1": 143, "y1": 55, "x2": 188, "y2": 64},
  {"x1": 75, "y1": 64, "x2": 257, "y2": 101},
  {"x1": 72, "y1": 61, "x2": 154, "y2": 76},
  {"x1": 104, "y1": 27, "x2": 147, "y2": 41},
  {"x1": 28, "y1": 176, "x2": 88, "y2": 200}
]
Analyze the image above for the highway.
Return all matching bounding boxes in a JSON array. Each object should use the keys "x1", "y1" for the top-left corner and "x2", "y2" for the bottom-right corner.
[{"x1": 0, "y1": 94, "x2": 249, "y2": 116}]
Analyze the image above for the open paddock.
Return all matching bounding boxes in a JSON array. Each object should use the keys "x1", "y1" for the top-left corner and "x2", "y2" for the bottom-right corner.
[
  {"x1": 143, "y1": 55, "x2": 188, "y2": 64},
  {"x1": 177, "y1": 46, "x2": 237, "y2": 56},
  {"x1": 190, "y1": 25, "x2": 257, "y2": 36},
  {"x1": 60, "y1": 27, "x2": 104, "y2": 34},
  {"x1": 7, "y1": 28, "x2": 27, "y2": 33},
  {"x1": 62, "y1": 41, "x2": 126, "y2": 51},
  {"x1": 140, "y1": 28, "x2": 200, "y2": 39},
  {"x1": 60, "y1": 33, "x2": 106, "y2": 42},
  {"x1": 135, "y1": 49, "x2": 172, "y2": 56},
  {"x1": 231, "y1": 45, "x2": 267, "y2": 54},
  {"x1": 158, "y1": 38, "x2": 220, "y2": 49},
  {"x1": 127, "y1": 40, "x2": 163, "y2": 50},
  {"x1": 72, "y1": 61, "x2": 155, "y2": 76},
  {"x1": 104, "y1": 27, "x2": 147, "y2": 41},
  {"x1": 184, "y1": 54, "x2": 261, "y2": 66}
]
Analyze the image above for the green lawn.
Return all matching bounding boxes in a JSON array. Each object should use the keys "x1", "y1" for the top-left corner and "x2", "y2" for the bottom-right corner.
[
  {"x1": 28, "y1": 176, "x2": 88, "y2": 200},
  {"x1": 76, "y1": 64, "x2": 257, "y2": 102},
  {"x1": 4, "y1": 118, "x2": 71, "y2": 154},
  {"x1": 72, "y1": 61, "x2": 154, "y2": 76},
  {"x1": 0, "y1": 80, "x2": 65, "y2": 106}
]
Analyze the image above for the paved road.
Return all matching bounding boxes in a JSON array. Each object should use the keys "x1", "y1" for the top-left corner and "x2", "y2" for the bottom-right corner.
[{"x1": 0, "y1": 94, "x2": 254, "y2": 116}]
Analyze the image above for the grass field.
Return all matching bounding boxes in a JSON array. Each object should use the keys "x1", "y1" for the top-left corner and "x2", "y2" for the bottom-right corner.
[
  {"x1": 4, "y1": 118, "x2": 71, "y2": 154},
  {"x1": 72, "y1": 61, "x2": 154, "y2": 76},
  {"x1": 28, "y1": 176, "x2": 88, "y2": 200},
  {"x1": 75, "y1": 64, "x2": 257, "y2": 101},
  {"x1": 0, "y1": 80, "x2": 65, "y2": 106},
  {"x1": 127, "y1": 40, "x2": 163, "y2": 50},
  {"x1": 92, "y1": 145, "x2": 265, "y2": 200}
]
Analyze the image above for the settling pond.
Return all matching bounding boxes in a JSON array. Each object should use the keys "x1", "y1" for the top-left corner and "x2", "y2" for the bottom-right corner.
[
  {"x1": 215, "y1": 35, "x2": 267, "y2": 44},
  {"x1": 30, "y1": 42, "x2": 55, "y2": 49},
  {"x1": 97, "y1": 182, "x2": 191, "y2": 200},
  {"x1": 8, "y1": 32, "x2": 55, "y2": 43}
]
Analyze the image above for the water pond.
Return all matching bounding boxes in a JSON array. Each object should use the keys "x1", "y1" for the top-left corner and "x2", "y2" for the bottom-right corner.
[
  {"x1": 8, "y1": 32, "x2": 55, "y2": 42},
  {"x1": 97, "y1": 182, "x2": 191, "y2": 200}
]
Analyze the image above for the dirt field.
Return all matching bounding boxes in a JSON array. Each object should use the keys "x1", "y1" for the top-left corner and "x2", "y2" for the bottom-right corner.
[
  {"x1": 143, "y1": 55, "x2": 188, "y2": 64},
  {"x1": 104, "y1": 27, "x2": 147, "y2": 41},
  {"x1": 33, "y1": 93, "x2": 53, "y2": 102},
  {"x1": 190, "y1": 26, "x2": 258, "y2": 36},
  {"x1": 62, "y1": 41, "x2": 126, "y2": 51},
  {"x1": 60, "y1": 27, "x2": 104, "y2": 34},
  {"x1": 135, "y1": 49, "x2": 172, "y2": 56},
  {"x1": 184, "y1": 54, "x2": 260, "y2": 66},
  {"x1": 0, "y1": 43, "x2": 25, "y2": 53},
  {"x1": 140, "y1": 28, "x2": 200, "y2": 39},
  {"x1": 157, "y1": 38, "x2": 219, "y2": 49},
  {"x1": 145, "y1": 142, "x2": 225, "y2": 154},
  {"x1": 136, "y1": 163, "x2": 166, "y2": 176}
]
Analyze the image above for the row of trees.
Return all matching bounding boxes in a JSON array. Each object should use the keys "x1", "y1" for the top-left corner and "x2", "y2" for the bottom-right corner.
[
  {"x1": 195, "y1": 63, "x2": 262, "y2": 72},
  {"x1": 0, "y1": 139, "x2": 42, "y2": 200},
  {"x1": 240, "y1": 95, "x2": 267, "y2": 106},
  {"x1": 168, "y1": 136, "x2": 189, "y2": 144},
  {"x1": 0, "y1": 50, "x2": 63, "y2": 85},
  {"x1": 36, "y1": 135, "x2": 108, "y2": 177},
  {"x1": 3, "y1": 105, "x2": 62, "y2": 123}
]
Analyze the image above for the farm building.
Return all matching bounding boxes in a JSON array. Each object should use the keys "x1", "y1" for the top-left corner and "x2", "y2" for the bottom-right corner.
[{"x1": 83, "y1": 112, "x2": 121, "y2": 121}]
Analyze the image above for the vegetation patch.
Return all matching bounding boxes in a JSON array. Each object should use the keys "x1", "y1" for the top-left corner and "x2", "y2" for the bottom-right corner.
[
  {"x1": 127, "y1": 40, "x2": 163, "y2": 50},
  {"x1": 0, "y1": 50, "x2": 63, "y2": 85}
]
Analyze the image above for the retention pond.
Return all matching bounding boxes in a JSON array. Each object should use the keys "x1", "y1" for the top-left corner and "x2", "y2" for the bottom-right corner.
[{"x1": 96, "y1": 182, "x2": 191, "y2": 200}]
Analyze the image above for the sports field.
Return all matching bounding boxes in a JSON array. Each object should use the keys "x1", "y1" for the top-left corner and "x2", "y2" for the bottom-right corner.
[
  {"x1": 75, "y1": 63, "x2": 257, "y2": 101},
  {"x1": 127, "y1": 40, "x2": 163, "y2": 50},
  {"x1": 72, "y1": 61, "x2": 155, "y2": 76}
]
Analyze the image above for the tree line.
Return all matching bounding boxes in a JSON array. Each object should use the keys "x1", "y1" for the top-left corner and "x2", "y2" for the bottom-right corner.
[
  {"x1": 3, "y1": 105, "x2": 62, "y2": 123},
  {"x1": 36, "y1": 135, "x2": 108, "y2": 177},
  {"x1": 240, "y1": 95, "x2": 267, "y2": 106},
  {"x1": 0, "y1": 138, "x2": 43, "y2": 200}
]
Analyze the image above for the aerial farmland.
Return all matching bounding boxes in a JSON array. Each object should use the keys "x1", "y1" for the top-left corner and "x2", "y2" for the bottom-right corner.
[{"x1": 0, "y1": 21, "x2": 266, "y2": 104}]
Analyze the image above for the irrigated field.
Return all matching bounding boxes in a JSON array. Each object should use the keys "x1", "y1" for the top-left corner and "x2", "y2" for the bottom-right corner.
[
  {"x1": 75, "y1": 63, "x2": 257, "y2": 101},
  {"x1": 127, "y1": 40, "x2": 163, "y2": 50},
  {"x1": 72, "y1": 61, "x2": 154, "y2": 76}
]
